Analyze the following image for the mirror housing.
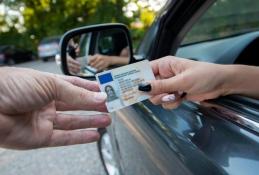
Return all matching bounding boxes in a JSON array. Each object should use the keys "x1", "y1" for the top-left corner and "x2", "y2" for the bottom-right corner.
[{"x1": 59, "y1": 23, "x2": 134, "y2": 79}]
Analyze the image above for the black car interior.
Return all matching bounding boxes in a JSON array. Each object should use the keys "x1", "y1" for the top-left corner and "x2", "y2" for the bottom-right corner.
[
  {"x1": 176, "y1": 31, "x2": 259, "y2": 66},
  {"x1": 235, "y1": 36, "x2": 259, "y2": 66}
]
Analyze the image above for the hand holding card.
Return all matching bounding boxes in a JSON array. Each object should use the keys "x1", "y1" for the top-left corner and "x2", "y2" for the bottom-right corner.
[{"x1": 96, "y1": 60, "x2": 155, "y2": 112}]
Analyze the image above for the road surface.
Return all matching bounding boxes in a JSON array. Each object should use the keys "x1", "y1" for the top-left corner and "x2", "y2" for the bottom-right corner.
[{"x1": 0, "y1": 60, "x2": 106, "y2": 175}]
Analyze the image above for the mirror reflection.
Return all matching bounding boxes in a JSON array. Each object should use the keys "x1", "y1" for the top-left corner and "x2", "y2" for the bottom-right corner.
[{"x1": 66, "y1": 29, "x2": 130, "y2": 76}]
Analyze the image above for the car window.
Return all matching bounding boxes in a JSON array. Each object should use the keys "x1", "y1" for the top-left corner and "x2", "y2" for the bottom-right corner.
[
  {"x1": 79, "y1": 33, "x2": 91, "y2": 57},
  {"x1": 136, "y1": 22, "x2": 159, "y2": 59},
  {"x1": 98, "y1": 35, "x2": 114, "y2": 55},
  {"x1": 181, "y1": 0, "x2": 259, "y2": 45}
]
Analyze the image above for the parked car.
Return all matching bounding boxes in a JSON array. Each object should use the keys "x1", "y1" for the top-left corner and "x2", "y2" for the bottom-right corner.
[
  {"x1": 0, "y1": 45, "x2": 35, "y2": 65},
  {"x1": 60, "y1": 0, "x2": 259, "y2": 175},
  {"x1": 38, "y1": 36, "x2": 61, "y2": 62}
]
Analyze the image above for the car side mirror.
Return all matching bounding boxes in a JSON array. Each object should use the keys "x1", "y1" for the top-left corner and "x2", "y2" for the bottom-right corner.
[{"x1": 60, "y1": 23, "x2": 134, "y2": 79}]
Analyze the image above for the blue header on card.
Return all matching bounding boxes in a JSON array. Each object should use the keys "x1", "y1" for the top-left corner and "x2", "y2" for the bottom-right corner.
[{"x1": 98, "y1": 73, "x2": 113, "y2": 84}]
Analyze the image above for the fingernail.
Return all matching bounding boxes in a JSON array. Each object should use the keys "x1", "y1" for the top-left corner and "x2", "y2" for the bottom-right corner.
[
  {"x1": 94, "y1": 92, "x2": 107, "y2": 102},
  {"x1": 162, "y1": 94, "x2": 176, "y2": 102},
  {"x1": 138, "y1": 82, "x2": 151, "y2": 92},
  {"x1": 101, "y1": 116, "x2": 111, "y2": 125}
]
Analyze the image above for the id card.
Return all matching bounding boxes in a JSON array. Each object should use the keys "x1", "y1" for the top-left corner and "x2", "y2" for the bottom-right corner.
[{"x1": 96, "y1": 60, "x2": 155, "y2": 112}]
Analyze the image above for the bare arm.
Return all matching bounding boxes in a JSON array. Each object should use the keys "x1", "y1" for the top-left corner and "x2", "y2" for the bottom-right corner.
[
  {"x1": 224, "y1": 64, "x2": 259, "y2": 99},
  {"x1": 108, "y1": 55, "x2": 129, "y2": 66},
  {"x1": 138, "y1": 56, "x2": 259, "y2": 109},
  {"x1": 88, "y1": 54, "x2": 129, "y2": 71}
]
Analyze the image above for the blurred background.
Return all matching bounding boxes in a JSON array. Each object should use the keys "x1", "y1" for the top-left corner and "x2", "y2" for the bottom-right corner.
[
  {"x1": 0, "y1": 0, "x2": 166, "y2": 65},
  {"x1": 0, "y1": 0, "x2": 166, "y2": 175}
]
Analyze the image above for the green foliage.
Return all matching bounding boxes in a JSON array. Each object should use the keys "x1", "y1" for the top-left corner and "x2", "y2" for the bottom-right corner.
[{"x1": 0, "y1": 0, "x2": 158, "y2": 52}]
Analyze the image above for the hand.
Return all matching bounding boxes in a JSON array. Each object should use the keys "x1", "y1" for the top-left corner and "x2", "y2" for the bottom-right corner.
[
  {"x1": 88, "y1": 54, "x2": 112, "y2": 72},
  {"x1": 147, "y1": 56, "x2": 230, "y2": 109},
  {"x1": 67, "y1": 56, "x2": 81, "y2": 74},
  {"x1": 0, "y1": 67, "x2": 110, "y2": 150}
]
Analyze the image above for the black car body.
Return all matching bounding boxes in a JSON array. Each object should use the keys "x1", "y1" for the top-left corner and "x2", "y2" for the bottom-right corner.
[
  {"x1": 0, "y1": 45, "x2": 35, "y2": 65},
  {"x1": 60, "y1": 0, "x2": 259, "y2": 174}
]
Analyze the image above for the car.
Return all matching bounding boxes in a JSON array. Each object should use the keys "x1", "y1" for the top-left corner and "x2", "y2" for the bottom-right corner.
[
  {"x1": 38, "y1": 36, "x2": 61, "y2": 62},
  {"x1": 59, "y1": 0, "x2": 259, "y2": 174},
  {"x1": 0, "y1": 45, "x2": 35, "y2": 65}
]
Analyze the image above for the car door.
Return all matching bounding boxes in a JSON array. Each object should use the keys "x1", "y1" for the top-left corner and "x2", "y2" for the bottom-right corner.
[{"x1": 112, "y1": 0, "x2": 259, "y2": 175}]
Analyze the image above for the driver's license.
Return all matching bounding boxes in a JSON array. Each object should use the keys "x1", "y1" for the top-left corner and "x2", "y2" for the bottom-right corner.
[{"x1": 96, "y1": 60, "x2": 155, "y2": 112}]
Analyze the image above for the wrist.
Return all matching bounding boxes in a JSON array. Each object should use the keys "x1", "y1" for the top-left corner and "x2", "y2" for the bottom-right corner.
[
  {"x1": 220, "y1": 64, "x2": 246, "y2": 96},
  {"x1": 107, "y1": 56, "x2": 115, "y2": 66},
  {"x1": 217, "y1": 64, "x2": 237, "y2": 96}
]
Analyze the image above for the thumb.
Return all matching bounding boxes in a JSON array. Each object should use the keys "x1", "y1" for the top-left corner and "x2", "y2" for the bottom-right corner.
[
  {"x1": 55, "y1": 78, "x2": 107, "y2": 110},
  {"x1": 149, "y1": 76, "x2": 183, "y2": 95}
]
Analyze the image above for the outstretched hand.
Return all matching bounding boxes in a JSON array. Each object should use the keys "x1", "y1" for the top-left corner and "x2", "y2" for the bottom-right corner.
[{"x1": 0, "y1": 67, "x2": 110, "y2": 149}]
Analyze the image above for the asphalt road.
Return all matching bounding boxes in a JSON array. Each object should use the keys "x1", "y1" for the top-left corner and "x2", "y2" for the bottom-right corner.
[{"x1": 0, "y1": 60, "x2": 106, "y2": 175}]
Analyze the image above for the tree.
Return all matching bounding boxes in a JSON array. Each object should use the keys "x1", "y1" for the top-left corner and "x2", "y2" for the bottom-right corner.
[{"x1": 0, "y1": 0, "x2": 162, "y2": 51}]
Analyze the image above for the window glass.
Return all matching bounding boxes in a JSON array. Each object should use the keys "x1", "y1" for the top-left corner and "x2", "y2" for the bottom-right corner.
[
  {"x1": 182, "y1": 0, "x2": 259, "y2": 45},
  {"x1": 79, "y1": 33, "x2": 91, "y2": 57},
  {"x1": 136, "y1": 22, "x2": 159, "y2": 59},
  {"x1": 97, "y1": 29, "x2": 128, "y2": 56}
]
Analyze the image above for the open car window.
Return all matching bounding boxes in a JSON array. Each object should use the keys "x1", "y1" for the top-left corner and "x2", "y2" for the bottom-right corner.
[{"x1": 175, "y1": 0, "x2": 259, "y2": 122}]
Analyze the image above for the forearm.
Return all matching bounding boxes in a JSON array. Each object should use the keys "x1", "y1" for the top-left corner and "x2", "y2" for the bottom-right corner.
[
  {"x1": 223, "y1": 64, "x2": 259, "y2": 99},
  {"x1": 109, "y1": 56, "x2": 129, "y2": 66}
]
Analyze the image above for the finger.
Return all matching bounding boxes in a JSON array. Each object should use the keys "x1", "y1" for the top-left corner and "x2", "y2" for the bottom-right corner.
[
  {"x1": 150, "y1": 92, "x2": 180, "y2": 105},
  {"x1": 89, "y1": 56, "x2": 99, "y2": 66},
  {"x1": 47, "y1": 130, "x2": 100, "y2": 147},
  {"x1": 88, "y1": 55, "x2": 96, "y2": 64},
  {"x1": 54, "y1": 114, "x2": 111, "y2": 130},
  {"x1": 149, "y1": 93, "x2": 168, "y2": 105},
  {"x1": 69, "y1": 64, "x2": 80, "y2": 72},
  {"x1": 45, "y1": 73, "x2": 100, "y2": 92},
  {"x1": 150, "y1": 59, "x2": 162, "y2": 76},
  {"x1": 162, "y1": 98, "x2": 183, "y2": 110},
  {"x1": 95, "y1": 63, "x2": 105, "y2": 72},
  {"x1": 150, "y1": 56, "x2": 174, "y2": 77},
  {"x1": 54, "y1": 79, "x2": 107, "y2": 111},
  {"x1": 95, "y1": 66, "x2": 101, "y2": 72},
  {"x1": 68, "y1": 58, "x2": 80, "y2": 66},
  {"x1": 68, "y1": 64, "x2": 80, "y2": 73},
  {"x1": 149, "y1": 76, "x2": 184, "y2": 95},
  {"x1": 68, "y1": 64, "x2": 78, "y2": 71},
  {"x1": 94, "y1": 61, "x2": 104, "y2": 69},
  {"x1": 55, "y1": 101, "x2": 107, "y2": 112},
  {"x1": 89, "y1": 60, "x2": 99, "y2": 68},
  {"x1": 59, "y1": 76, "x2": 100, "y2": 92}
]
